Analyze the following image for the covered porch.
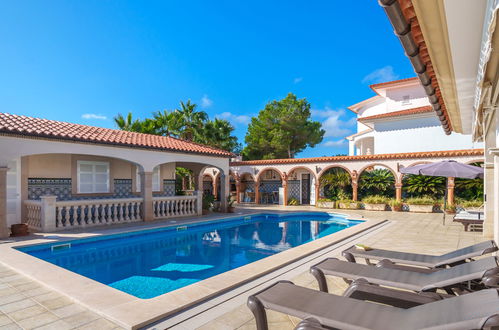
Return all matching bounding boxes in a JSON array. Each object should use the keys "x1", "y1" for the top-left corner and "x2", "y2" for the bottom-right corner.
[{"x1": 0, "y1": 114, "x2": 232, "y2": 237}]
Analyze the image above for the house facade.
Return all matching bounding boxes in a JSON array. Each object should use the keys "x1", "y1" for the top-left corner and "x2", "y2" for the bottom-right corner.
[
  {"x1": 346, "y1": 77, "x2": 483, "y2": 156},
  {"x1": 0, "y1": 113, "x2": 232, "y2": 237},
  {"x1": 378, "y1": 0, "x2": 498, "y2": 238}
]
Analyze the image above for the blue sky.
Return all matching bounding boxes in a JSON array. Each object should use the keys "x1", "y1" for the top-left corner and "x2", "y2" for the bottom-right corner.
[{"x1": 0, "y1": 1, "x2": 415, "y2": 157}]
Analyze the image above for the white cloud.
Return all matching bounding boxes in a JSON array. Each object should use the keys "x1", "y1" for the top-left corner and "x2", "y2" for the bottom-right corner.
[
  {"x1": 216, "y1": 112, "x2": 251, "y2": 126},
  {"x1": 201, "y1": 94, "x2": 213, "y2": 108},
  {"x1": 361, "y1": 66, "x2": 399, "y2": 84},
  {"x1": 293, "y1": 77, "x2": 303, "y2": 84},
  {"x1": 312, "y1": 107, "x2": 356, "y2": 138},
  {"x1": 323, "y1": 139, "x2": 347, "y2": 147},
  {"x1": 81, "y1": 113, "x2": 107, "y2": 120}
]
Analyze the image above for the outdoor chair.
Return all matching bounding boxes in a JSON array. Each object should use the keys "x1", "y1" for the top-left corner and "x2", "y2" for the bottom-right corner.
[
  {"x1": 310, "y1": 256, "x2": 499, "y2": 295},
  {"x1": 342, "y1": 240, "x2": 497, "y2": 267},
  {"x1": 247, "y1": 280, "x2": 499, "y2": 330}
]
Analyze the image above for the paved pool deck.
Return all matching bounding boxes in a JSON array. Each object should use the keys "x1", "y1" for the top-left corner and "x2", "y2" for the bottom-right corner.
[{"x1": 0, "y1": 206, "x2": 486, "y2": 330}]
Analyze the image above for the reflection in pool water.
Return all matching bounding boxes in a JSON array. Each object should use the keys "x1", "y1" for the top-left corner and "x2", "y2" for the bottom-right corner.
[{"x1": 18, "y1": 213, "x2": 361, "y2": 298}]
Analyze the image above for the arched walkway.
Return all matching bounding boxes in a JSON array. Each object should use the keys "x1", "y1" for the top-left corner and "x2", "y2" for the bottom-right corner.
[
  {"x1": 358, "y1": 164, "x2": 397, "y2": 200},
  {"x1": 256, "y1": 168, "x2": 283, "y2": 204},
  {"x1": 286, "y1": 166, "x2": 317, "y2": 205},
  {"x1": 317, "y1": 166, "x2": 353, "y2": 201}
]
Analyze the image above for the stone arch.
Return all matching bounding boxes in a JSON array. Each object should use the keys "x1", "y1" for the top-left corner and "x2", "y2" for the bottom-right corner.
[
  {"x1": 358, "y1": 163, "x2": 399, "y2": 184},
  {"x1": 357, "y1": 163, "x2": 398, "y2": 199},
  {"x1": 286, "y1": 166, "x2": 318, "y2": 181},
  {"x1": 255, "y1": 167, "x2": 285, "y2": 182},
  {"x1": 316, "y1": 165, "x2": 354, "y2": 200},
  {"x1": 465, "y1": 159, "x2": 485, "y2": 165},
  {"x1": 256, "y1": 167, "x2": 284, "y2": 204}
]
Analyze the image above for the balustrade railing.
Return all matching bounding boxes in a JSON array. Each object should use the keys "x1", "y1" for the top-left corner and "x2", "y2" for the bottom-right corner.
[
  {"x1": 25, "y1": 200, "x2": 42, "y2": 231},
  {"x1": 23, "y1": 192, "x2": 203, "y2": 232},
  {"x1": 153, "y1": 195, "x2": 199, "y2": 220},
  {"x1": 55, "y1": 198, "x2": 143, "y2": 229}
]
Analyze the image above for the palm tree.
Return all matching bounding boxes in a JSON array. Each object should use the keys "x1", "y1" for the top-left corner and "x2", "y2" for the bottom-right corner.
[
  {"x1": 359, "y1": 168, "x2": 395, "y2": 198},
  {"x1": 320, "y1": 168, "x2": 352, "y2": 199},
  {"x1": 403, "y1": 175, "x2": 446, "y2": 198},
  {"x1": 114, "y1": 112, "x2": 142, "y2": 132},
  {"x1": 201, "y1": 119, "x2": 241, "y2": 153},
  {"x1": 176, "y1": 100, "x2": 208, "y2": 141},
  {"x1": 455, "y1": 177, "x2": 484, "y2": 200},
  {"x1": 153, "y1": 110, "x2": 182, "y2": 137}
]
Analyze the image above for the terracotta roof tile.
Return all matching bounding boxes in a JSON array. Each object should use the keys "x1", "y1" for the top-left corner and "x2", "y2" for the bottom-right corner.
[
  {"x1": 0, "y1": 113, "x2": 233, "y2": 157},
  {"x1": 230, "y1": 149, "x2": 483, "y2": 166},
  {"x1": 358, "y1": 106, "x2": 433, "y2": 122},
  {"x1": 369, "y1": 77, "x2": 420, "y2": 91}
]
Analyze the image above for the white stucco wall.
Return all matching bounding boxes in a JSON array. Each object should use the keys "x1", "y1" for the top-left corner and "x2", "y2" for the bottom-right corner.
[
  {"x1": 384, "y1": 84, "x2": 430, "y2": 111},
  {"x1": 374, "y1": 117, "x2": 483, "y2": 154}
]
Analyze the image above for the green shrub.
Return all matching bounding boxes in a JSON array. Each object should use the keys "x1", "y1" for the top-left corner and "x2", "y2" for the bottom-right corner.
[
  {"x1": 362, "y1": 195, "x2": 389, "y2": 204},
  {"x1": 288, "y1": 197, "x2": 299, "y2": 206},
  {"x1": 202, "y1": 194, "x2": 215, "y2": 210},
  {"x1": 317, "y1": 198, "x2": 334, "y2": 203},
  {"x1": 337, "y1": 199, "x2": 359, "y2": 208},
  {"x1": 405, "y1": 196, "x2": 436, "y2": 205},
  {"x1": 389, "y1": 199, "x2": 403, "y2": 207},
  {"x1": 459, "y1": 199, "x2": 483, "y2": 208}
]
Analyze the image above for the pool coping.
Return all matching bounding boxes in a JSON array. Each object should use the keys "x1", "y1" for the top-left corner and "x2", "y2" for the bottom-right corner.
[{"x1": 0, "y1": 211, "x2": 385, "y2": 330}]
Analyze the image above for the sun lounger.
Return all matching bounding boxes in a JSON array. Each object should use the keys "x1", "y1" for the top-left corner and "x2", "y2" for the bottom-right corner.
[
  {"x1": 310, "y1": 256, "x2": 499, "y2": 293},
  {"x1": 342, "y1": 240, "x2": 497, "y2": 267},
  {"x1": 247, "y1": 281, "x2": 499, "y2": 330}
]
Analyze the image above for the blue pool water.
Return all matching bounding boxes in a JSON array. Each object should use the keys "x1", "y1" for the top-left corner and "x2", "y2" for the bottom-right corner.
[{"x1": 17, "y1": 212, "x2": 361, "y2": 299}]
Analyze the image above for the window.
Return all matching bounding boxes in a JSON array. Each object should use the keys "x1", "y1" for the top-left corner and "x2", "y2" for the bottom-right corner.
[
  {"x1": 77, "y1": 161, "x2": 110, "y2": 193},
  {"x1": 402, "y1": 95, "x2": 411, "y2": 105},
  {"x1": 136, "y1": 165, "x2": 161, "y2": 192}
]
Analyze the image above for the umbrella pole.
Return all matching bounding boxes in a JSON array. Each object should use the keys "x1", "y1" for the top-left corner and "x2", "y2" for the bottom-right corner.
[{"x1": 443, "y1": 188, "x2": 447, "y2": 226}]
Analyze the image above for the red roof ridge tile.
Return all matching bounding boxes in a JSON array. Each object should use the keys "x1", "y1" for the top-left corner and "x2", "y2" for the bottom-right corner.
[
  {"x1": 358, "y1": 106, "x2": 433, "y2": 122},
  {"x1": 230, "y1": 149, "x2": 484, "y2": 166},
  {"x1": 0, "y1": 113, "x2": 233, "y2": 157}
]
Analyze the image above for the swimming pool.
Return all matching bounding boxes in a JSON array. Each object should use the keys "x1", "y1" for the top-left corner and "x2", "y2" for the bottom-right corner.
[{"x1": 17, "y1": 212, "x2": 361, "y2": 299}]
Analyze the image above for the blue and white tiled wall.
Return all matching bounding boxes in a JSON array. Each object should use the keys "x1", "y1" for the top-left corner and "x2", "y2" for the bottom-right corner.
[
  {"x1": 259, "y1": 180, "x2": 282, "y2": 193},
  {"x1": 287, "y1": 180, "x2": 301, "y2": 201},
  {"x1": 28, "y1": 178, "x2": 176, "y2": 200}
]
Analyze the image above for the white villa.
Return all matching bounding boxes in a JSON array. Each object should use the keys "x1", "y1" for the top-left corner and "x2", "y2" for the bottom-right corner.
[{"x1": 346, "y1": 77, "x2": 482, "y2": 156}]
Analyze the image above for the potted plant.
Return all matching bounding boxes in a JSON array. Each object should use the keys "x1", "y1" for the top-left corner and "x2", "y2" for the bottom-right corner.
[
  {"x1": 406, "y1": 196, "x2": 437, "y2": 213},
  {"x1": 337, "y1": 199, "x2": 359, "y2": 209},
  {"x1": 389, "y1": 199, "x2": 404, "y2": 212},
  {"x1": 202, "y1": 194, "x2": 215, "y2": 215},
  {"x1": 227, "y1": 196, "x2": 235, "y2": 213},
  {"x1": 10, "y1": 223, "x2": 29, "y2": 237},
  {"x1": 362, "y1": 195, "x2": 389, "y2": 211},
  {"x1": 316, "y1": 198, "x2": 335, "y2": 208},
  {"x1": 288, "y1": 197, "x2": 299, "y2": 206}
]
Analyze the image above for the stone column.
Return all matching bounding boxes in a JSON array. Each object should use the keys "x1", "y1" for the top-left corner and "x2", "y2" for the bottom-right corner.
[
  {"x1": 255, "y1": 180, "x2": 260, "y2": 204},
  {"x1": 40, "y1": 195, "x2": 57, "y2": 232},
  {"x1": 315, "y1": 183, "x2": 320, "y2": 203},
  {"x1": 213, "y1": 178, "x2": 218, "y2": 199},
  {"x1": 235, "y1": 177, "x2": 241, "y2": 203},
  {"x1": 140, "y1": 171, "x2": 154, "y2": 221},
  {"x1": 395, "y1": 182, "x2": 403, "y2": 201},
  {"x1": 195, "y1": 190, "x2": 203, "y2": 216},
  {"x1": 282, "y1": 177, "x2": 288, "y2": 206},
  {"x1": 447, "y1": 177, "x2": 455, "y2": 206},
  {"x1": 352, "y1": 180, "x2": 358, "y2": 201},
  {"x1": 0, "y1": 167, "x2": 9, "y2": 238},
  {"x1": 219, "y1": 173, "x2": 227, "y2": 212}
]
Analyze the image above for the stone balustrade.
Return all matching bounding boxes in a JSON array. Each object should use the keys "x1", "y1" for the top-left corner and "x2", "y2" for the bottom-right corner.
[{"x1": 23, "y1": 192, "x2": 203, "y2": 232}]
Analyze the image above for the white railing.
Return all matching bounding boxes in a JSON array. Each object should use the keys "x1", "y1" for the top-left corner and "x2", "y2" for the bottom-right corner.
[
  {"x1": 153, "y1": 195, "x2": 200, "y2": 220},
  {"x1": 23, "y1": 192, "x2": 203, "y2": 232},
  {"x1": 24, "y1": 196, "x2": 143, "y2": 232},
  {"x1": 25, "y1": 200, "x2": 42, "y2": 231},
  {"x1": 56, "y1": 198, "x2": 143, "y2": 229}
]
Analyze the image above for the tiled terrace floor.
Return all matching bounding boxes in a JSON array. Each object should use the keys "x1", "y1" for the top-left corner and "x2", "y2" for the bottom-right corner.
[
  {"x1": 0, "y1": 207, "x2": 487, "y2": 329},
  {"x1": 196, "y1": 208, "x2": 488, "y2": 330}
]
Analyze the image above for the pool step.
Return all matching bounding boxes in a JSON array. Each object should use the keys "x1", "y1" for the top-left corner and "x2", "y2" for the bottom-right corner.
[{"x1": 176, "y1": 226, "x2": 188, "y2": 232}]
